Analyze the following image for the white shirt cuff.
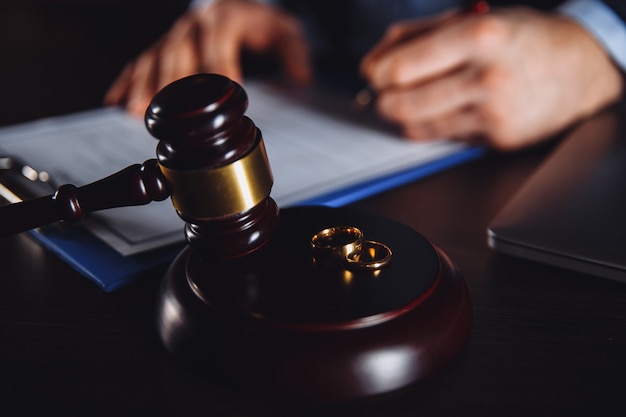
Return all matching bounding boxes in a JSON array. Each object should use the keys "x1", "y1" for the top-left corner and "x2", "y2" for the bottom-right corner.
[
  {"x1": 189, "y1": 0, "x2": 274, "y2": 9},
  {"x1": 189, "y1": 0, "x2": 213, "y2": 10}
]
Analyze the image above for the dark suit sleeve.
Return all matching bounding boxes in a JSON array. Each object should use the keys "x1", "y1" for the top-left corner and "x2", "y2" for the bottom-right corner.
[{"x1": 602, "y1": 0, "x2": 626, "y2": 22}]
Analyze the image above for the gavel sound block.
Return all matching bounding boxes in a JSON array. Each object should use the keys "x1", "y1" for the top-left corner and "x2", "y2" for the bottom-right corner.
[{"x1": 0, "y1": 74, "x2": 472, "y2": 403}]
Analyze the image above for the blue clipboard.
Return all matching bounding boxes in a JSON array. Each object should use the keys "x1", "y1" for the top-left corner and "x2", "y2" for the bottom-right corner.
[{"x1": 26, "y1": 145, "x2": 482, "y2": 292}]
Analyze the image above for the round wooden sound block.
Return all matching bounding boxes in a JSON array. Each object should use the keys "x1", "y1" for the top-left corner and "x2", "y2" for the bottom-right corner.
[{"x1": 155, "y1": 205, "x2": 472, "y2": 402}]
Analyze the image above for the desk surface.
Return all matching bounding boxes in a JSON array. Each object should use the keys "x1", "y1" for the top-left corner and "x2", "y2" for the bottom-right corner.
[{"x1": 2, "y1": 2, "x2": 626, "y2": 416}]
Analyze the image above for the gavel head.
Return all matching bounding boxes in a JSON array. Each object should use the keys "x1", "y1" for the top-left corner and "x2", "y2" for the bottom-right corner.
[{"x1": 144, "y1": 73, "x2": 279, "y2": 259}]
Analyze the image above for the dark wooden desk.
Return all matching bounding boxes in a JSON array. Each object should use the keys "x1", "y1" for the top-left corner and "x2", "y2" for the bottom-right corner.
[{"x1": 2, "y1": 2, "x2": 625, "y2": 416}]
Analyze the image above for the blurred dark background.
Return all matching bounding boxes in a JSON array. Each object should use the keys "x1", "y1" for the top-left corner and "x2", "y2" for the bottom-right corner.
[{"x1": 0, "y1": 0, "x2": 190, "y2": 127}]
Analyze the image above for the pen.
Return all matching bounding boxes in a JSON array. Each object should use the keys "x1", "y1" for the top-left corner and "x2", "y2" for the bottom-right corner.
[
  {"x1": 0, "y1": 156, "x2": 52, "y2": 185},
  {"x1": 355, "y1": 0, "x2": 490, "y2": 108},
  {"x1": 0, "y1": 156, "x2": 55, "y2": 203}
]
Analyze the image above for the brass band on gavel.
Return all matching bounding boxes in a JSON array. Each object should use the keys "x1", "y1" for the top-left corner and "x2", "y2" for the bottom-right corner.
[{"x1": 159, "y1": 135, "x2": 273, "y2": 219}]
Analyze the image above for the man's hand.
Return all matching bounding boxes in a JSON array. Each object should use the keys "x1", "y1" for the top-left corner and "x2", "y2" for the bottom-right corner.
[
  {"x1": 105, "y1": 0, "x2": 311, "y2": 117},
  {"x1": 360, "y1": 7, "x2": 624, "y2": 151}
]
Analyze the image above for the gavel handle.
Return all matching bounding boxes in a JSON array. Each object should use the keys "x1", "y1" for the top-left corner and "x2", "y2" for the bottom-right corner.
[{"x1": 0, "y1": 159, "x2": 171, "y2": 237}]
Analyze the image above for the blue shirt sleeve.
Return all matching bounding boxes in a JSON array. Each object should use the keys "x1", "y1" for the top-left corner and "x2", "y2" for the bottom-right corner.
[{"x1": 559, "y1": 0, "x2": 626, "y2": 71}]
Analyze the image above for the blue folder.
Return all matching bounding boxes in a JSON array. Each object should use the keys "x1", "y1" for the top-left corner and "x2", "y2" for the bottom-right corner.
[{"x1": 27, "y1": 145, "x2": 483, "y2": 292}]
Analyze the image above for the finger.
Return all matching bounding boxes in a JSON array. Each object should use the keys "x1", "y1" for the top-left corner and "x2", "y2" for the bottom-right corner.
[
  {"x1": 375, "y1": 67, "x2": 482, "y2": 125},
  {"x1": 361, "y1": 10, "x2": 456, "y2": 77},
  {"x1": 402, "y1": 108, "x2": 484, "y2": 141},
  {"x1": 365, "y1": 15, "x2": 499, "y2": 90},
  {"x1": 104, "y1": 63, "x2": 133, "y2": 106},
  {"x1": 124, "y1": 51, "x2": 160, "y2": 117},
  {"x1": 157, "y1": 17, "x2": 200, "y2": 88},
  {"x1": 277, "y1": 37, "x2": 312, "y2": 84},
  {"x1": 274, "y1": 18, "x2": 312, "y2": 84},
  {"x1": 369, "y1": 29, "x2": 470, "y2": 90},
  {"x1": 200, "y1": 19, "x2": 244, "y2": 83},
  {"x1": 158, "y1": 37, "x2": 199, "y2": 90}
]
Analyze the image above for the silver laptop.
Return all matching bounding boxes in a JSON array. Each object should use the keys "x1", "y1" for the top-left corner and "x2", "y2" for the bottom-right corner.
[{"x1": 488, "y1": 107, "x2": 626, "y2": 283}]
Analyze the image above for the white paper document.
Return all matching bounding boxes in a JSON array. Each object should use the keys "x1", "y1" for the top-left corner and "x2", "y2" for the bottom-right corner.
[{"x1": 0, "y1": 80, "x2": 472, "y2": 256}]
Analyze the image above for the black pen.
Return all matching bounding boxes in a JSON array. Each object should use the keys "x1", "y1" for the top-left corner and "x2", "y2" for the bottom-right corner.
[{"x1": 354, "y1": 0, "x2": 490, "y2": 108}]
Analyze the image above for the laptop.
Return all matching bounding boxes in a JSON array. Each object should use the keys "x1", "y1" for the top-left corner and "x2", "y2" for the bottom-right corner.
[{"x1": 488, "y1": 106, "x2": 626, "y2": 283}]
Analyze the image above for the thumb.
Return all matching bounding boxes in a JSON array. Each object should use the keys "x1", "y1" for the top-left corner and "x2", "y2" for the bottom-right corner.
[{"x1": 276, "y1": 33, "x2": 312, "y2": 84}]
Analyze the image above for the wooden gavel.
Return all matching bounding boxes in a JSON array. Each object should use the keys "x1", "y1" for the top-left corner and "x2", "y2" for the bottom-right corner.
[
  {"x1": 0, "y1": 73, "x2": 279, "y2": 259},
  {"x1": 0, "y1": 73, "x2": 473, "y2": 403}
]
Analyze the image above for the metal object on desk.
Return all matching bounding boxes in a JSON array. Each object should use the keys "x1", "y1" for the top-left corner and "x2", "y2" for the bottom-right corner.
[
  {"x1": 0, "y1": 156, "x2": 56, "y2": 204},
  {"x1": 0, "y1": 73, "x2": 472, "y2": 402}
]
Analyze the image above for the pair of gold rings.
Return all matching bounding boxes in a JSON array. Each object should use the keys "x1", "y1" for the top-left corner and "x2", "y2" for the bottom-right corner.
[{"x1": 310, "y1": 226, "x2": 392, "y2": 270}]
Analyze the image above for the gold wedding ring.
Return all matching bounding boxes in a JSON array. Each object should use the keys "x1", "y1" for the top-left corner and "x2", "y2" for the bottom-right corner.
[
  {"x1": 346, "y1": 240, "x2": 393, "y2": 270},
  {"x1": 311, "y1": 226, "x2": 364, "y2": 260},
  {"x1": 311, "y1": 226, "x2": 392, "y2": 271}
]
